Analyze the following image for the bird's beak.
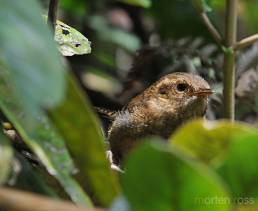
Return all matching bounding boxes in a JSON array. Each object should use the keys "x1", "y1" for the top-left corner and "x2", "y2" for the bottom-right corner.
[{"x1": 193, "y1": 89, "x2": 214, "y2": 97}]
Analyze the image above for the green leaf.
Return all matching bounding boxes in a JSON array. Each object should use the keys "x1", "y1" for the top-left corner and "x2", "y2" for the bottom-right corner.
[
  {"x1": 54, "y1": 19, "x2": 91, "y2": 56},
  {"x1": 0, "y1": 2, "x2": 91, "y2": 205},
  {"x1": 122, "y1": 141, "x2": 231, "y2": 211},
  {"x1": 119, "y1": 0, "x2": 152, "y2": 8},
  {"x1": 49, "y1": 73, "x2": 120, "y2": 207},
  {"x1": 192, "y1": 0, "x2": 212, "y2": 13},
  {"x1": 217, "y1": 133, "x2": 258, "y2": 200},
  {"x1": 171, "y1": 120, "x2": 253, "y2": 166},
  {"x1": 0, "y1": 132, "x2": 13, "y2": 185},
  {"x1": 171, "y1": 120, "x2": 258, "y2": 204},
  {"x1": 236, "y1": 202, "x2": 258, "y2": 211},
  {"x1": 0, "y1": 0, "x2": 65, "y2": 113},
  {"x1": 0, "y1": 67, "x2": 92, "y2": 207}
]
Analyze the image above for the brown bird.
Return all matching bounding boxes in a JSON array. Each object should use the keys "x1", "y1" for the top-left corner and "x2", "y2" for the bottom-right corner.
[{"x1": 107, "y1": 72, "x2": 212, "y2": 165}]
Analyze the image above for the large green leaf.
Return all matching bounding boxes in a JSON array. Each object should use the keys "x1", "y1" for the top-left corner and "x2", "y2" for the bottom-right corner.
[
  {"x1": 217, "y1": 133, "x2": 258, "y2": 200},
  {"x1": 171, "y1": 120, "x2": 258, "y2": 207},
  {"x1": 49, "y1": 73, "x2": 120, "y2": 207},
  {"x1": 122, "y1": 141, "x2": 231, "y2": 211},
  {"x1": 171, "y1": 120, "x2": 253, "y2": 166},
  {"x1": 0, "y1": 1, "x2": 92, "y2": 205},
  {"x1": 0, "y1": 132, "x2": 13, "y2": 185},
  {"x1": 0, "y1": 67, "x2": 92, "y2": 207},
  {"x1": 0, "y1": 0, "x2": 65, "y2": 113},
  {"x1": 236, "y1": 202, "x2": 258, "y2": 211}
]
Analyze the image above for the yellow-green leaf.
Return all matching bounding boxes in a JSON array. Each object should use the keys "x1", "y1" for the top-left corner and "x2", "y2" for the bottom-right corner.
[
  {"x1": 49, "y1": 73, "x2": 120, "y2": 207},
  {"x1": 170, "y1": 120, "x2": 258, "y2": 206},
  {"x1": 54, "y1": 20, "x2": 91, "y2": 56},
  {"x1": 170, "y1": 120, "x2": 254, "y2": 167}
]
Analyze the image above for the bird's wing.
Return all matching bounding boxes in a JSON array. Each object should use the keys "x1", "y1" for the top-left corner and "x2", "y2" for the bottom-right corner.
[{"x1": 95, "y1": 107, "x2": 118, "y2": 120}]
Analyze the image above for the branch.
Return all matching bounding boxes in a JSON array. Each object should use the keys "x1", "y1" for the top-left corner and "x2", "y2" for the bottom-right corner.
[
  {"x1": 191, "y1": 1, "x2": 222, "y2": 45},
  {"x1": 47, "y1": 0, "x2": 59, "y2": 31},
  {"x1": 199, "y1": 13, "x2": 222, "y2": 45},
  {"x1": 234, "y1": 34, "x2": 258, "y2": 50},
  {"x1": 0, "y1": 188, "x2": 104, "y2": 211}
]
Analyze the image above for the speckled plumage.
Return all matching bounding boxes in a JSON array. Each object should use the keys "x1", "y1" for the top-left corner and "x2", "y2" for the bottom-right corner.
[{"x1": 108, "y1": 72, "x2": 212, "y2": 165}]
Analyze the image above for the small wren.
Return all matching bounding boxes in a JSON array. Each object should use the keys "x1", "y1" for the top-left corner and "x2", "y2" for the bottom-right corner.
[{"x1": 108, "y1": 72, "x2": 212, "y2": 165}]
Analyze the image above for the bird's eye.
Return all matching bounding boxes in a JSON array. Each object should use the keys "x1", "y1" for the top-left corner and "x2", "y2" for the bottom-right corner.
[{"x1": 176, "y1": 83, "x2": 189, "y2": 92}]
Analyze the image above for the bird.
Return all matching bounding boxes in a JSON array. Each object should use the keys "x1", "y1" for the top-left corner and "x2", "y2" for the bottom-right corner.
[{"x1": 107, "y1": 72, "x2": 213, "y2": 165}]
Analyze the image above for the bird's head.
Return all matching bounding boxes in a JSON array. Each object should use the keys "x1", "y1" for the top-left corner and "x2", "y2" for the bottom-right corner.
[{"x1": 143, "y1": 72, "x2": 213, "y2": 119}]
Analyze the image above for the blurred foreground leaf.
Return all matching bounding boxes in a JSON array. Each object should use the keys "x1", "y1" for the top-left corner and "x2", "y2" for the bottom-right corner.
[
  {"x1": 122, "y1": 141, "x2": 231, "y2": 211},
  {"x1": 171, "y1": 120, "x2": 258, "y2": 207},
  {"x1": 0, "y1": 1, "x2": 92, "y2": 205},
  {"x1": 0, "y1": 132, "x2": 13, "y2": 185},
  {"x1": 49, "y1": 73, "x2": 120, "y2": 206},
  {"x1": 0, "y1": 0, "x2": 65, "y2": 113},
  {"x1": 0, "y1": 67, "x2": 92, "y2": 207},
  {"x1": 171, "y1": 120, "x2": 254, "y2": 166},
  {"x1": 236, "y1": 202, "x2": 258, "y2": 211},
  {"x1": 217, "y1": 133, "x2": 258, "y2": 201}
]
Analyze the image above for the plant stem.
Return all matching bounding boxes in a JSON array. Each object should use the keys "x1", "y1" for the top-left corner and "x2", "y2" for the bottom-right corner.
[
  {"x1": 234, "y1": 34, "x2": 258, "y2": 50},
  {"x1": 0, "y1": 188, "x2": 104, "y2": 211},
  {"x1": 47, "y1": 0, "x2": 59, "y2": 31},
  {"x1": 191, "y1": 1, "x2": 222, "y2": 45},
  {"x1": 199, "y1": 13, "x2": 222, "y2": 45},
  {"x1": 223, "y1": 0, "x2": 238, "y2": 121}
]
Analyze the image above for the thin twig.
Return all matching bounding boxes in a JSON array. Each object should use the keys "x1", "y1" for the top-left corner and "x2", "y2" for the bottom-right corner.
[
  {"x1": 0, "y1": 188, "x2": 104, "y2": 211},
  {"x1": 47, "y1": 0, "x2": 59, "y2": 31},
  {"x1": 223, "y1": 0, "x2": 238, "y2": 121},
  {"x1": 191, "y1": 1, "x2": 222, "y2": 45},
  {"x1": 199, "y1": 13, "x2": 222, "y2": 45},
  {"x1": 234, "y1": 34, "x2": 258, "y2": 50}
]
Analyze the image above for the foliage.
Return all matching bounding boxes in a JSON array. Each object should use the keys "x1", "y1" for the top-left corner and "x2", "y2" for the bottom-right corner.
[
  {"x1": 49, "y1": 74, "x2": 120, "y2": 206},
  {"x1": 54, "y1": 19, "x2": 91, "y2": 56},
  {"x1": 1, "y1": 0, "x2": 258, "y2": 211},
  {"x1": 170, "y1": 120, "x2": 258, "y2": 209},
  {"x1": 0, "y1": 42, "x2": 93, "y2": 207},
  {"x1": 0, "y1": 0, "x2": 65, "y2": 114},
  {"x1": 122, "y1": 141, "x2": 231, "y2": 211}
]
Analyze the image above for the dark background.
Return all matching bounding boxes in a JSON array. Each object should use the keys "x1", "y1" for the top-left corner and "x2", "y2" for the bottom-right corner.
[{"x1": 41, "y1": 0, "x2": 258, "y2": 125}]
